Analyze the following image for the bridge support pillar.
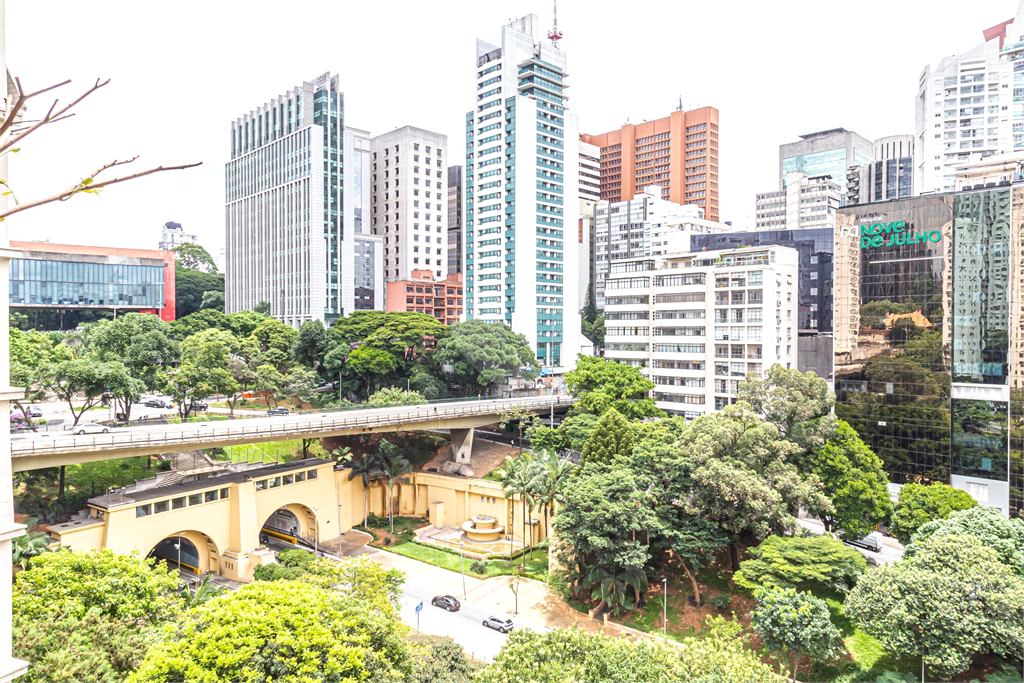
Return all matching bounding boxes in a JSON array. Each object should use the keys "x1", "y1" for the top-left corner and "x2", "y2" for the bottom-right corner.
[{"x1": 450, "y1": 428, "x2": 474, "y2": 465}]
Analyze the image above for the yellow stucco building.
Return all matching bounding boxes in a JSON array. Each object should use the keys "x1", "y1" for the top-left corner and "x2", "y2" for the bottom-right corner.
[{"x1": 47, "y1": 457, "x2": 546, "y2": 582}]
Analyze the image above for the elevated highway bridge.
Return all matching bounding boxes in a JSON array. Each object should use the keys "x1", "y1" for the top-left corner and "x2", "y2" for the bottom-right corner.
[{"x1": 11, "y1": 395, "x2": 574, "y2": 471}]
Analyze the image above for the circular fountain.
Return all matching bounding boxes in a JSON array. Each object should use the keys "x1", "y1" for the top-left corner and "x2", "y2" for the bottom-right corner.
[{"x1": 461, "y1": 514, "x2": 504, "y2": 542}]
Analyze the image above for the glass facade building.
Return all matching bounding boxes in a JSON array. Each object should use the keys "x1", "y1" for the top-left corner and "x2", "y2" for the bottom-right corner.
[
  {"x1": 835, "y1": 189, "x2": 1024, "y2": 516},
  {"x1": 8, "y1": 241, "x2": 175, "y2": 321}
]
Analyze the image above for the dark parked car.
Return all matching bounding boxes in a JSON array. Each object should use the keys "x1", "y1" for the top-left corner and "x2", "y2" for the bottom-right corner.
[
  {"x1": 267, "y1": 407, "x2": 290, "y2": 416},
  {"x1": 431, "y1": 595, "x2": 460, "y2": 612},
  {"x1": 144, "y1": 399, "x2": 173, "y2": 409},
  {"x1": 191, "y1": 401, "x2": 208, "y2": 411}
]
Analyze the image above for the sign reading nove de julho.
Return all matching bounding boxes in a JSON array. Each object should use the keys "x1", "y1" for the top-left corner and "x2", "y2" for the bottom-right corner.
[{"x1": 857, "y1": 221, "x2": 942, "y2": 249}]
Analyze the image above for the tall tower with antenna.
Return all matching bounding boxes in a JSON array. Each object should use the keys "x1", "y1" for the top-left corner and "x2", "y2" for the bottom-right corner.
[{"x1": 548, "y1": 0, "x2": 563, "y2": 46}]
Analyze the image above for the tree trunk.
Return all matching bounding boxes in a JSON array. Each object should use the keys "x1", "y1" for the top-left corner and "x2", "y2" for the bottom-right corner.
[
  {"x1": 790, "y1": 652, "x2": 800, "y2": 683},
  {"x1": 363, "y1": 487, "x2": 368, "y2": 526},
  {"x1": 395, "y1": 482, "x2": 402, "y2": 517},
  {"x1": 521, "y1": 498, "x2": 528, "y2": 568},
  {"x1": 508, "y1": 500, "x2": 515, "y2": 561},
  {"x1": 682, "y1": 561, "x2": 702, "y2": 606},
  {"x1": 57, "y1": 466, "x2": 66, "y2": 517},
  {"x1": 729, "y1": 539, "x2": 740, "y2": 572},
  {"x1": 388, "y1": 484, "x2": 395, "y2": 533},
  {"x1": 380, "y1": 482, "x2": 387, "y2": 519}
]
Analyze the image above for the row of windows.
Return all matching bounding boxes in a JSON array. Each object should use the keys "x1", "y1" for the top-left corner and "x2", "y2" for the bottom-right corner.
[
  {"x1": 254, "y1": 468, "x2": 319, "y2": 491},
  {"x1": 137, "y1": 487, "x2": 230, "y2": 517}
]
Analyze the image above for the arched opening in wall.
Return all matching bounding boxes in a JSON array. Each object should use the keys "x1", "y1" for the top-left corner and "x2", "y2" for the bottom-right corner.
[
  {"x1": 261, "y1": 504, "x2": 317, "y2": 548},
  {"x1": 147, "y1": 531, "x2": 219, "y2": 576}
]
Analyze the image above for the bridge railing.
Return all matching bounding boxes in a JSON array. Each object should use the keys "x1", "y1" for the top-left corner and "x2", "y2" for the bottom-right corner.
[{"x1": 11, "y1": 396, "x2": 575, "y2": 456}]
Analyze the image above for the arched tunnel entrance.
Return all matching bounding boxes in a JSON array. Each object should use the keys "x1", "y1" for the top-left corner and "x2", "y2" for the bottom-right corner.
[{"x1": 147, "y1": 531, "x2": 219, "y2": 575}]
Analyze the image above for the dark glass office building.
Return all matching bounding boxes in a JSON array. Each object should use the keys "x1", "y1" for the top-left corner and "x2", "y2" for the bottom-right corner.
[
  {"x1": 835, "y1": 189, "x2": 1022, "y2": 516},
  {"x1": 692, "y1": 228, "x2": 833, "y2": 378}
]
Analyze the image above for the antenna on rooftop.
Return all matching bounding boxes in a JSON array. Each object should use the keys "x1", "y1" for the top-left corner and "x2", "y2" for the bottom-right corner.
[
  {"x1": 548, "y1": 0, "x2": 563, "y2": 46},
  {"x1": 677, "y1": 96, "x2": 683, "y2": 111}
]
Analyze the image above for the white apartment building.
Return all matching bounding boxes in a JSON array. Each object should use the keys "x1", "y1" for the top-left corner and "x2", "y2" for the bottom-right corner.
[
  {"x1": 579, "y1": 139, "x2": 600, "y2": 311},
  {"x1": 158, "y1": 222, "x2": 197, "y2": 252},
  {"x1": 592, "y1": 185, "x2": 728, "y2": 309},
  {"x1": 464, "y1": 14, "x2": 583, "y2": 369},
  {"x1": 579, "y1": 140, "x2": 601, "y2": 206},
  {"x1": 225, "y1": 72, "x2": 350, "y2": 327},
  {"x1": 603, "y1": 245, "x2": 799, "y2": 418},
  {"x1": 755, "y1": 171, "x2": 841, "y2": 231},
  {"x1": 370, "y1": 126, "x2": 448, "y2": 282},
  {"x1": 915, "y1": 2, "x2": 1024, "y2": 194}
]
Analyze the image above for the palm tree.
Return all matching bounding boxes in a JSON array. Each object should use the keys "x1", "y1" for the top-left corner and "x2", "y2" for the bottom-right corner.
[
  {"x1": 493, "y1": 456, "x2": 519, "y2": 561},
  {"x1": 530, "y1": 450, "x2": 574, "y2": 545},
  {"x1": 585, "y1": 566, "x2": 645, "y2": 616},
  {"x1": 346, "y1": 454, "x2": 380, "y2": 527},
  {"x1": 372, "y1": 439, "x2": 411, "y2": 533},
  {"x1": 183, "y1": 574, "x2": 226, "y2": 608},
  {"x1": 499, "y1": 452, "x2": 537, "y2": 567}
]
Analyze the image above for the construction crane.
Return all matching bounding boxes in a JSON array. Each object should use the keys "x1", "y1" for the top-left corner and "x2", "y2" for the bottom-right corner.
[{"x1": 548, "y1": 0, "x2": 563, "y2": 47}]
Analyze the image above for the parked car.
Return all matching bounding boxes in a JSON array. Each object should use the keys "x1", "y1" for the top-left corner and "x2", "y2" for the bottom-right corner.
[
  {"x1": 143, "y1": 399, "x2": 173, "y2": 409},
  {"x1": 482, "y1": 615, "x2": 514, "y2": 633},
  {"x1": 24, "y1": 406, "x2": 42, "y2": 418},
  {"x1": 191, "y1": 401, "x2": 209, "y2": 411},
  {"x1": 844, "y1": 531, "x2": 884, "y2": 552},
  {"x1": 431, "y1": 595, "x2": 460, "y2": 612},
  {"x1": 72, "y1": 423, "x2": 109, "y2": 435},
  {"x1": 267, "y1": 407, "x2": 290, "y2": 416}
]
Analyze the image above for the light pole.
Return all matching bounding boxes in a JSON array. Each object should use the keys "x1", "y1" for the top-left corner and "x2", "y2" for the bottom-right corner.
[
  {"x1": 176, "y1": 531, "x2": 184, "y2": 577},
  {"x1": 662, "y1": 578, "x2": 667, "y2": 637},
  {"x1": 459, "y1": 538, "x2": 467, "y2": 600}
]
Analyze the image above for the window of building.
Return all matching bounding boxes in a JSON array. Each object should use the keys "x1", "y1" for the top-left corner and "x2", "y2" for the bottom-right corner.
[
  {"x1": 204, "y1": 490, "x2": 218, "y2": 503},
  {"x1": 171, "y1": 497, "x2": 186, "y2": 510},
  {"x1": 136, "y1": 504, "x2": 151, "y2": 518},
  {"x1": 154, "y1": 501, "x2": 168, "y2": 514},
  {"x1": 188, "y1": 494, "x2": 202, "y2": 506}
]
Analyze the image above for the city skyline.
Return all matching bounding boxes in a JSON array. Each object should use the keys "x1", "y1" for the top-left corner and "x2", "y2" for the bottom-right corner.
[{"x1": 3, "y1": 0, "x2": 1015, "y2": 256}]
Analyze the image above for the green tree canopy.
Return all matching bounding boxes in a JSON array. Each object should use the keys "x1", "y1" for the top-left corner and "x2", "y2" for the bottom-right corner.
[
  {"x1": 733, "y1": 534, "x2": 867, "y2": 595},
  {"x1": 368, "y1": 387, "x2": 428, "y2": 406},
  {"x1": 432, "y1": 319, "x2": 539, "y2": 396},
  {"x1": 128, "y1": 580, "x2": 410, "y2": 683},
  {"x1": 14, "y1": 549, "x2": 181, "y2": 623},
  {"x1": 675, "y1": 403, "x2": 832, "y2": 569},
  {"x1": 564, "y1": 355, "x2": 663, "y2": 419},
  {"x1": 39, "y1": 358, "x2": 127, "y2": 426},
  {"x1": 174, "y1": 267, "x2": 224, "y2": 319},
  {"x1": 750, "y1": 587, "x2": 843, "y2": 683},
  {"x1": 347, "y1": 346, "x2": 399, "y2": 396},
  {"x1": 477, "y1": 619, "x2": 780, "y2": 683},
  {"x1": 199, "y1": 290, "x2": 224, "y2": 312},
  {"x1": 908, "y1": 505, "x2": 1024, "y2": 575},
  {"x1": 171, "y1": 242, "x2": 217, "y2": 273},
  {"x1": 738, "y1": 364, "x2": 835, "y2": 465},
  {"x1": 846, "y1": 534, "x2": 1024, "y2": 680},
  {"x1": 807, "y1": 420, "x2": 892, "y2": 538},
  {"x1": 579, "y1": 407, "x2": 633, "y2": 466},
  {"x1": 293, "y1": 319, "x2": 330, "y2": 374},
  {"x1": 888, "y1": 482, "x2": 977, "y2": 545}
]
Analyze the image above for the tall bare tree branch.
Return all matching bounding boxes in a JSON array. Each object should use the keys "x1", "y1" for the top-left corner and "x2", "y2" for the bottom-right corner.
[
  {"x1": 0, "y1": 78, "x2": 109, "y2": 155},
  {"x1": 0, "y1": 77, "x2": 70, "y2": 139},
  {"x1": 0, "y1": 160, "x2": 202, "y2": 219}
]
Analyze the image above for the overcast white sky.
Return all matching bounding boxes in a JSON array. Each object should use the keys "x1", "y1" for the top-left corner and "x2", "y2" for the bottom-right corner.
[{"x1": 4, "y1": 0, "x2": 1017, "y2": 256}]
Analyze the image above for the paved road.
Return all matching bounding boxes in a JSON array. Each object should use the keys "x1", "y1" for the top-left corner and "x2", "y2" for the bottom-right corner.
[
  {"x1": 796, "y1": 516, "x2": 904, "y2": 565},
  {"x1": 9, "y1": 395, "x2": 574, "y2": 470}
]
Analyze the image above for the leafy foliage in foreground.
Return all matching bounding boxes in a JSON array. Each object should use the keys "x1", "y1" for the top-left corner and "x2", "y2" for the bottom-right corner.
[{"x1": 733, "y1": 534, "x2": 867, "y2": 595}]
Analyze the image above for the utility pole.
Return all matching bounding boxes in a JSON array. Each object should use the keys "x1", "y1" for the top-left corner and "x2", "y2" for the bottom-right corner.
[
  {"x1": 459, "y1": 539, "x2": 467, "y2": 600},
  {"x1": 662, "y1": 578, "x2": 667, "y2": 636}
]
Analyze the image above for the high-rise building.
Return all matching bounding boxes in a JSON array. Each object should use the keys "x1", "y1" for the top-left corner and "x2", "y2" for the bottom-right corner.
[
  {"x1": 578, "y1": 139, "x2": 601, "y2": 206},
  {"x1": 581, "y1": 106, "x2": 720, "y2": 221},
  {"x1": 344, "y1": 126, "x2": 384, "y2": 312},
  {"x1": 755, "y1": 171, "x2": 842, "y2": 231},
  {"x1": 836, "y1": 187, "x2": 1024, "y2": 517},
  {"x1": 370, "y1": 126, "x2": 448, "y2": 282},
  {"x1": 915, "y1": 3, "x2": 1024, "y2": 194},
  {"x1": 158, "y1": 222, "x2": 197, "y2": 252},
  {"x1": 593, "y1": 185, "x2": 727, "y2": 308},
  {"x1": 447, "y1": 165, "x2": 463, "y2": 275},
  {"x1": 847, "y1": 135, "x2": 916, "y2": 205},
  {"x1": 603, "y1": 245, "x2": 799, "y2": 418},
  {"x1": 778, "y1": 128, "x2": 873, "y2": 202},
  {"x1": 464, "y1": 14, "x2": 583, "y2": 368},
  {"x1": 225, "y1": 72, "x2": 349, "y2": 327},
  {"x1": 578, "y1": 140, "x2": 600, "y2": 310},
  {"x1": 692, "y1": 228, "x2": 834, "y2": 379}
]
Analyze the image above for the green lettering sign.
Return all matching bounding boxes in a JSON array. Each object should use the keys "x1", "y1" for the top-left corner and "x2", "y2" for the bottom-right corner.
[{"x1": 856, "y1": 222, "x2": 939, "y2": 249}]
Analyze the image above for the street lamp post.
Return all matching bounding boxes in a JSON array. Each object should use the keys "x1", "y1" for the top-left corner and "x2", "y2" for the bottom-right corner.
[
  {"x1": 662, "y1": 578, "x2": 667, "y2": 637},
  {"x1": 459, "y1": 539, "x2": 467, "y2": 600},
  {"x1": 176, "y1": 531, "x2": 184, "y2": 578}
]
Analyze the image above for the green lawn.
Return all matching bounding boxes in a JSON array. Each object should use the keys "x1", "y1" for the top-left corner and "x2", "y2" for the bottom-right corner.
[
  {"x1": 384, "y1": 540, "x2": 549, "y2": 580},
  {"x1": 218, "y1": 440, "x2": 304, "y2": 464}
]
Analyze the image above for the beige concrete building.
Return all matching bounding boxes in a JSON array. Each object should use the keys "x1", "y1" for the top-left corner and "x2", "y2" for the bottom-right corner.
[{"x1": 48, "y1": 457, "x2": 546, "y2": 583}]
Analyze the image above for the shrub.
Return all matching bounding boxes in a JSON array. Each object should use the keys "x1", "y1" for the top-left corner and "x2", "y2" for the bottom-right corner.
[
  {"x1": 278, "y1": 549, "x2": 315, "y2": 570},
  {"x1": 253, "y1": 564, "x2": 306, "y2": 582},
  {"x1": 706, "y1": 593, "x2": 732, "y2": 610},
  {"x1": 383, "y1": 537, "x2": 392, "y2": 546},
  {"x1": 470, "y1": 561, "x2": 487, "y2": 574}
]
